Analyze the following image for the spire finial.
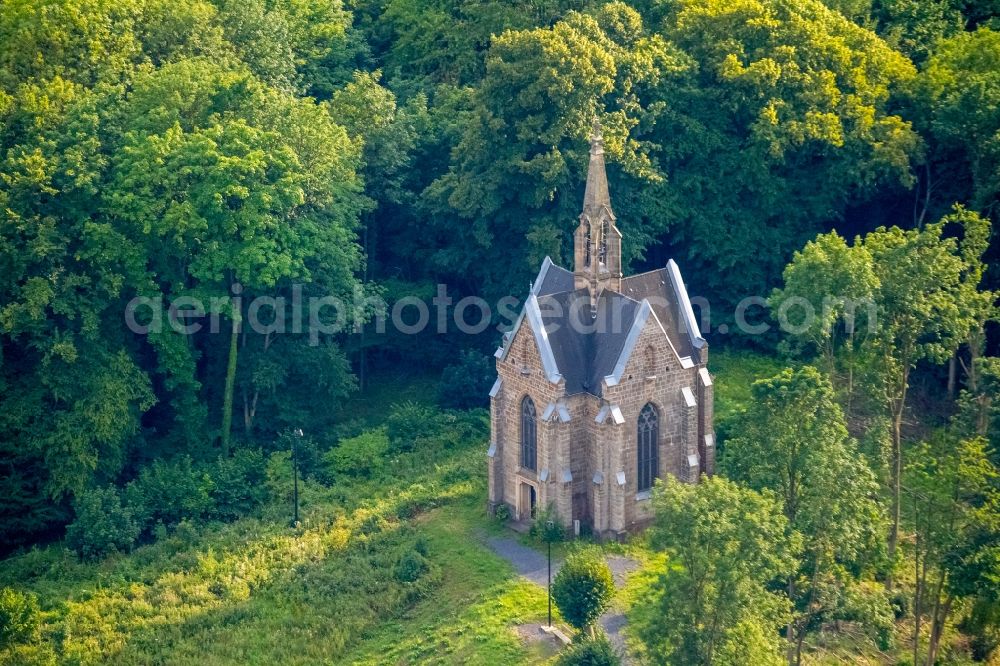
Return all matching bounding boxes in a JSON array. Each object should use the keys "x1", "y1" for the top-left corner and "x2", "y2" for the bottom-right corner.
[{"x1": 589, "y1": 116, "x2": 604, "y2": 156}]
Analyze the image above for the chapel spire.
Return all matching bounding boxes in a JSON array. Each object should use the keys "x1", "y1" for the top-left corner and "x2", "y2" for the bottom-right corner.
[
  {"x1": 582, "y1": 117, "x2": 612, "y2": 216},
  {"x1": 574, "y1": 118, "x2": 622, "y2": 308}
]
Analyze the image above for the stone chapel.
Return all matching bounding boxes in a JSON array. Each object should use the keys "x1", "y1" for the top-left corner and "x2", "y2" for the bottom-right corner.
[{"x1": 486, "y1": 124, "x2": 715, "y2": 540}]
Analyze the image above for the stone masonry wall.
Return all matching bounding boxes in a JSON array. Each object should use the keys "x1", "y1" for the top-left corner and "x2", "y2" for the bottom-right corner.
[{"x1": 489, "y1": 302, "x2": 715, "y2": 538}]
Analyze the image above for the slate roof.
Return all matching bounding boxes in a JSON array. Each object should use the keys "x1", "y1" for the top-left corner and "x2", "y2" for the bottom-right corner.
[
  {"x1": 535, "y1": 288, "x2": 640, "y2": 395},
  {"x1": 621, "y1": 260, "x2": 706, "y2": 360},
  {"x1": 499, "y1": 256, "x2": 705, "y2": 398},
  {"x1": 534, "y1": 257, "x2": 575, "y2": 296}
]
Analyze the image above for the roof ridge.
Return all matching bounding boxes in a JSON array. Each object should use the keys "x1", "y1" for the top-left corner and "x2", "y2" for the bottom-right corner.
[{"x1": 621, "y1": 266, "x2": 667, "y2": 280}]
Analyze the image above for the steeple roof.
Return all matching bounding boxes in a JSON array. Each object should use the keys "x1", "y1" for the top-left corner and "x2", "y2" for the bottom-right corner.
[{"x1": 582, "y1": 119, "x2": 612, "y2": 217}]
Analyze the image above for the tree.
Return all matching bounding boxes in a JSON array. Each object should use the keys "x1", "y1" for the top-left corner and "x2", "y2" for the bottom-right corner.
[
  {"x1": 437, "y1": 349, "x2": 494, "y2": 409},
  {"x1": 425, "y1": 3, "x2": 676, "y2": 303},
  {"x1": 906, "y1": 434, "x2": 1000, "y2": 665},
  {"x1": 949, "y1": 207, "x2": 998, "y2": 398},
  {"x1": 769, "y1": 234, "x2": 879, "y2": 415},
  {"x1": 108, "y1": 59, "x2": 365, "y2": 451},
  {"x1": 910, "y1": 28, "x2": 1000, "y2": 216},
  {"x1": 722, "y1": 367, "x2": 888, "y2": 664},
  {"x1": 772, "y1": 211, "x2": 991, "y2": 579},
  {"x1": 552, "y1": 551, "x2": 615, "y2": 637},
  {"x1": 643, "y1": 0, "x2": 919, "y2": 318},
  {"x1": 863, "y1": 217, "x2": 979, "y2": 576},
  {"x1": 871, "y1": 0, "x2": 964, "y2": 62},
  {"x1": 633, "y1": 476, "x2": 800, "y2": 665},
  {"x1": 376, "y1": 0, "x2": 590, "y2": 87}
]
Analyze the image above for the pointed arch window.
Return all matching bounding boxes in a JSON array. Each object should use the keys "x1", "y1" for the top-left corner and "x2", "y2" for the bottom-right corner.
[
  {"x1": 521, "y1": 396, "x2": 537, "y2": 471},
  {"x1": 584, "y1": 221, "x2": 592, "y2": 268},
  {"x1": 637, "y1": 403, "x2": 659, "y2": 492}
]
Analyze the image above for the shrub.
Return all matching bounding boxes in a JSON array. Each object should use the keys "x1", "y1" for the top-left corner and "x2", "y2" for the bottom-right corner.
[
  {"x1": 65, "y1": 486, "x2": 140, "y2": 559},
  {"x1": 556, "y1": 632, "x2": 622, "y2": 666},
  {"x1": 386, "y1": 402, "x2": 439, "y2": 452},
  {"x1": 124, "y1": 455, "x2": 213, "y2": 531},
  {"x1": 431, "y1": 409, "x2": 489, "y2": 450},
  {"x1": 0, "y1": 588, "x2": 40, "y2": 649},
  {"x1": 437, "y1": 350, "x2": 494, "y2": 410},
  {"x1": 529, "y1": 505, "x2": 566, "y2": 543},
  {"x1": 552, "y1": 551, "x2": 615, "y2": 635},
  {"x1": 324, "y1": 428, "x2": 390, "y2": 478},
  {"x1": 265, "y1": 450, "x2": 297, "y2": 504},
  {"x1": 494, "y1": 503, "x2": 511, "y2": 521},
  {"x1": 209, "y1": 448, "x2": 268, "y2": 520},
  {"x1": 393, "y1": 549, "x2": 429, "y2": 583}
]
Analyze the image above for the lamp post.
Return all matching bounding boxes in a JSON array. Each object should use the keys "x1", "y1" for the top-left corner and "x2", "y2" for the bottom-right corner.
[
  {"x1": 292, "y1": 428, "x2": 302, "y2": 527},
  {"x1": 546, "y1": 519, "x2": 554, "y2": 628}
]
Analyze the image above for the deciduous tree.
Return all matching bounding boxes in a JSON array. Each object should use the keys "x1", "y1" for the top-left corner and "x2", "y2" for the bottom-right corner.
[
  {"x1": 723, "y1": 367, "x2": 888, "y2": 664},
  {"x1": 634, "y1": 476, "x2": 800, "y2": 665}
]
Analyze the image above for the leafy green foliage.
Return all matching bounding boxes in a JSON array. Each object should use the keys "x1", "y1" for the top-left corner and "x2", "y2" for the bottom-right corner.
[
  {"x1": 207, "y1": 449, "x2": 268, "y2": 520},
  {"x1": 0, "y1": 0, "x2": 999, "y2": 660},
  {"x1": 722, "y1": 367, "x2": 889, "y2": 657},
  {"x1": 64, "y1": 486, "x2": 141, "y2": 560},
  {"x1": 124, "y1": 456, "x2": 214, "y2": 531},
  {"x1": 556, "y1": 632, "x2": 622, "y2": 666},
  {"x1": 386, "y1": 401, "x2": 439, "y2": 452},
  {"x1": 640, "y1": 0, "x2": 920, "y2": 314},
  {"x1": 634, "y1": 476, "x2": 799, "y2": 665},
  {"x1": 424, "y1": 3, "x2": 674, "y2": 301},
  {"x1": 437, "y1": 349, "x2": 494, "y2": 410},
  {"x1": 0, "y1": 587, "x2": 40, "y2": 649},
  {"x1": 906, "y1": 433, "x2": 1000, "y2": 663},
  {"x1": 324, "y1": 428, "x2": 390, "y2": 478},
  {"x1": 529, "y1": 504, "x2": 567, "y2": 543},
  {"x1": 911, "y1": 28, "x2": 1000, "y2": 212},
  {"x1": 393, "y1": 548, "x2": 430, "y2": 583},
  {"x1": 773, "y1": 209, "x2": 993, "y2": 571},
  {"x1": 0, "y1": 406, "x2": 489, "y2": 664},
  {"x1": 551, "y1": 551, "x2": 615, "y2": 634}
]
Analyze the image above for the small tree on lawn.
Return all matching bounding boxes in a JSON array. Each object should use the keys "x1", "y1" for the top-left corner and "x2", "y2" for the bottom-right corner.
[{"x1": 552, "y1": 551, "x2": 615, "y2": 638}]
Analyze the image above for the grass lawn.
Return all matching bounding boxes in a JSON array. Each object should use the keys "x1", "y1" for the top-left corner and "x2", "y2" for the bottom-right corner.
[{"x1": 341, "y1": 502, "x2": 551, "y2": 665}]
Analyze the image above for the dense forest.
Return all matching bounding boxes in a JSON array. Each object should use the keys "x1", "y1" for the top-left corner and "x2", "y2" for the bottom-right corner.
[{"x1": 0, "y1": 0, "x2": 999, "y2": 664}]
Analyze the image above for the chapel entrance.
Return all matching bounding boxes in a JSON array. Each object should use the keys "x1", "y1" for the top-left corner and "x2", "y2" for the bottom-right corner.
[{"x1": 519, "y1": 482, "x2": 537, "y2": 520}]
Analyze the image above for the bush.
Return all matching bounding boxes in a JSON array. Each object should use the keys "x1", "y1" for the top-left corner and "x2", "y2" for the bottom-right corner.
[
  {"x1": 552, "y1": 551, "x2": 615, "y2": 635},
  {"x1": 65, "y1": 486, "x2": 141, "y2": 559},
  {"x1": 431, "y1": 410, "x2": 489, "y2": 450},
  {"x1": 209, "y1": 448, "x2": 268, "y2": 520},
  {"x1": 265, "y1": 450, "x2": 295, "y2": 503},
  {"x1": 124, "y1": 455, "x2": 213, "y2": 531},
  {"x1": 556, "y1": 632, "x2": 622, "y2": 666},
  {"x1": 0, "y1": 588, "x2": 40, "y2": 649},
  {"x1": 437, "y1": 350, "x2": 494, "y2": 410},
  {"x1": 529, "y1": 505, "x2": 566, "y2": 543},
  {"x1": 393, "y1": 549, "x2": 430, "y2": 583},
  {"x1": 494, "y1": 503, "x2": 511, "y2": 521},
  {"x1": 324, "y1": 428, "x2": 390, "y2": 478},
  {"x1": 386, "y1": 402, "x2": 440, "y2": 452}
]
